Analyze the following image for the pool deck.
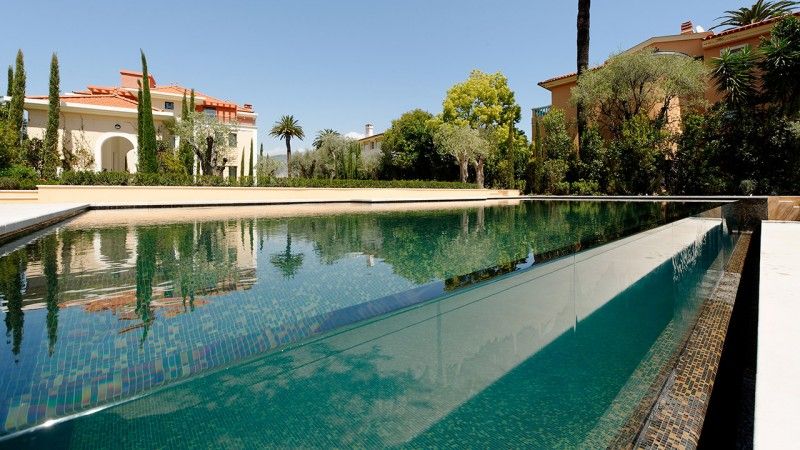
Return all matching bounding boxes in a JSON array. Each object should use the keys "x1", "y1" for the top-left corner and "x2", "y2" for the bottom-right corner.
[
  {"x1": 754, "y1": 221, "x2": 800, "y2": 449},
  {"x1": 0, "y1": 203, "x2": 88, "y2": 245}
]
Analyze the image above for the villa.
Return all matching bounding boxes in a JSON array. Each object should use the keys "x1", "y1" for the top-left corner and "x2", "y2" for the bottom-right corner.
[
  {"x1": 358, "y1": 123, "x2": 383, "y2": 157},
  {"x1": 19, "y1": 69, "x2": 258, "y2": 177},
  {"x1": 534, "y1": 12, "x2": 800, "y2": 139}
]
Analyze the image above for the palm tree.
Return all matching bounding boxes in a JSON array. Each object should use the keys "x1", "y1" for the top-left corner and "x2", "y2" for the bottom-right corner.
[
  {"x1": 712, "y1": 0, "x2": 798, "y2": 30},
  {"x1": 313, "y1": 128, "x2": 340, "y2": 149},
  {"x1": 576, "y1": 0, "x2": 591, "y2": 156},
  {"x1": 269, "y1": 115, "x2": 305, "y2": 177},
  {"x1": 712, "y1": 47, "x2": 759, "y2": 107}
]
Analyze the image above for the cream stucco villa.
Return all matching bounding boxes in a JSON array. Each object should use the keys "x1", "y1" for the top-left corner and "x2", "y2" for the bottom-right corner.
[{"x1": 18, "y1": 69, "x2": 258, "y2": 176}]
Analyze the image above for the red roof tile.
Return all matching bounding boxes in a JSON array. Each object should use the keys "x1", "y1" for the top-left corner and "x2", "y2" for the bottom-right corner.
[{"x1": 704, "y1": 11, "x2": 800, "y2": 40}]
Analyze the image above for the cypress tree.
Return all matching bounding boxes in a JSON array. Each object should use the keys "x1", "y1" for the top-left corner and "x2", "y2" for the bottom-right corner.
[
  {"x1": 189, "y1": 89, "x2": 195, "y2": 113},
  {"x1": 248, "y1": 139, "x2": 254, "y2": 178},
  {"x1": 240, "y1": 146, "x2": 245, "y2": 178},
  {"x1": 6, "y1": 66, "x2": 12, "y2": 97},
  {"x1": 8, "y1": 50, "x2": 26, "y2": 146},
  {"x1": 178, "y1": 91, "x2": 193, "y2": 174},
  {"x1": 259, "y1": 143, "x2": 264, "y2": 159},
  {"x1": 137, "y1": 50, "x2": 158, "y2": 173},
  {"x1": 136, "y1": 84, "x2": 143, "y2": 157},
  {"x1": 42, "y1": 53, "x2": 60, "y2": 178}
]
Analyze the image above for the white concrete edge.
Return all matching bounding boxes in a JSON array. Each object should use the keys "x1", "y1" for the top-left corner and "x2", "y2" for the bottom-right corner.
[{"x1": 754, "y1": 221, "x2": 800, "y2": 450}]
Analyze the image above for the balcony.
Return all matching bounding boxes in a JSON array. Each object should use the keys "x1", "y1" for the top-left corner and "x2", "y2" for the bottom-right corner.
[{"x1": 532, "y1": 105, "x2": 551, "y2": 118}]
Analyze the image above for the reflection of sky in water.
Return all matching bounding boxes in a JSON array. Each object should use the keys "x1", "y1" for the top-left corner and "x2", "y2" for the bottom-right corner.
[{"x1": 0, "y1": 201, "x2": 723, "y2": 438}]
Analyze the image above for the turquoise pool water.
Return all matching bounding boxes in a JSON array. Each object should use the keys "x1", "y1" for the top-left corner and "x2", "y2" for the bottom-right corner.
[{"x1": 0, "y1": 201, "x2": 731, "y2": 447}]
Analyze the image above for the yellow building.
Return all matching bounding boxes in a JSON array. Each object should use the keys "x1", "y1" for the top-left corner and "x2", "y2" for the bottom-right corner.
[
  {"x1": 535, "y1": 13, "x2": 799, "y2": 140},
  {"x1": 18, "y1": 69, "x2": 258, "y2": 177}
]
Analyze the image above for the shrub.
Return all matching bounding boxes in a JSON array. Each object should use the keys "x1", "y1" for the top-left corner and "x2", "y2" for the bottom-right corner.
[
  {"x1": 0, "y1": 165, "x2": 42, "y2": 190},
  {"x1": 570, "y1": 180, "x2": 601, "y2": 195},
  {"x1": 49, "y1": 170, "x2": 480, "y2": 190}
]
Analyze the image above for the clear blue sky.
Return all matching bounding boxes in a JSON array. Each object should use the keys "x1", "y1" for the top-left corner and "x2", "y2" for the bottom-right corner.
[{"x1": 3, "y1": 0, "x2": 745, "y2": 154}]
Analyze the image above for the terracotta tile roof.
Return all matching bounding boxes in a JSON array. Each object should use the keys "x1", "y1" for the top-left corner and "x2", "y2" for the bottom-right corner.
[
  {"x1": 539, "y1": 71, "x2": 578, "y2": 85},
  {"x1": 149, "y1": 84, "x2": 254, "y2": 112},
  {"x1": 27, "y1": 93, "x2": 162, "y2": 111},
  {"x1": 27, "y1": 70, "x2": 254, "y2": 114},
  {"x1": 704, "y1": 11, "x2": 800, "y2": 40}
]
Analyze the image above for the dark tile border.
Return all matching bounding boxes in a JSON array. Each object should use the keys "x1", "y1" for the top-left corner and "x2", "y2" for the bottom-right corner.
[{"x1": 629, "y1": 234, "x2": 751, "y2": 449}]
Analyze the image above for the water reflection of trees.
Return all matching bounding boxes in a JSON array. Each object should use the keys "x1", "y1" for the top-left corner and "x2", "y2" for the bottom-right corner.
[
  {"x1": 0, "y1": 201, "x2": 714, "y2": 358},
  {"x1": 268, "y1": 201, "x2": 712, "y2": 285}
]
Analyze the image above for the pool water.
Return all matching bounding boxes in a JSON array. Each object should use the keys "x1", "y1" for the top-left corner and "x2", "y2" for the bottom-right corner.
[{"x1": 0, "y1": 201, "x2": 732, "y2": 447}]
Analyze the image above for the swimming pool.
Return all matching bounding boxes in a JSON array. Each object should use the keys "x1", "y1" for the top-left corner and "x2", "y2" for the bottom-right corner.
[{"x1": 0, "y1": 200, "x2": 733, "y2": 447}]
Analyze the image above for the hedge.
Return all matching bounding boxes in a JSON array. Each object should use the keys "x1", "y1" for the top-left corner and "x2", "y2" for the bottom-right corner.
[{"x1": 54, "y1": 171, "x2": 478, "y2": 189}]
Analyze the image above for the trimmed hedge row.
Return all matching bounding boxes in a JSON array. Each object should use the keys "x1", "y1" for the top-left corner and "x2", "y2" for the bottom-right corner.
[{"x1": 55, "y1": 171, "x2": 478, "y2": 189}]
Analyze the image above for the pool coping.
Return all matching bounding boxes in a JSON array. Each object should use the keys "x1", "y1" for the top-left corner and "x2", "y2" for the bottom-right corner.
[
  {"x1": 0, "y1": 203, "x2": 89, "y2": 246},
  {"x1": 754, "y1": 221, "x2": 800, "y2": 449},
  {"x1": 628, "y1": 233, "x2": 752, "y2": 449}
]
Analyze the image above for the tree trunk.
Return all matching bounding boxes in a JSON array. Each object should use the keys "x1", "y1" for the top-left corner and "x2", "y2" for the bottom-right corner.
[
  {"x1": 474, "y1": 156, "x2": 485, "y2": 188},
  {"x1": 576, "y1": 0, "x2": 591, "y2": 159},
  {"x1": 285, "y1": 136, "x2": 292, "y2": 178},
  {"x1": 459, "y1": 157, "x2": 468, "y2": 183},
  {"x1": 200, "y1": 136, "x2": 214, "y2": 176}
]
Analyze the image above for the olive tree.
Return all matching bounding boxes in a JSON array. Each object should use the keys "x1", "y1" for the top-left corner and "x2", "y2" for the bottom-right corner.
[
  {"x1": 171, "y1": 111, "x2": 237, "y2": 176},
  {"x1": 433, "y1": 123, "x2": 491, "y2": 186},
  {"x1": 572, "y1": 49, "x2": 707, "y2": 137}
]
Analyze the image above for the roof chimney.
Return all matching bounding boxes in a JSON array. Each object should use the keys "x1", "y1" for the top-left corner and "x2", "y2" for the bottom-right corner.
[
  {"x1": 680, "y1": 21, "x2": 694, "y2": 35},
  {"x1": 365, "y1": 123, "x2": 374, "y2": 137}
]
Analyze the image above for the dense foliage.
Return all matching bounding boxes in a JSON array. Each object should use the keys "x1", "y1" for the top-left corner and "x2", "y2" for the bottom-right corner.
[
  {"x1": 56, "y1": 170, "x2": 476, "y2": 189},
  {"x1": 531, "y1": 14, "x2": 799, "y2": 196}
]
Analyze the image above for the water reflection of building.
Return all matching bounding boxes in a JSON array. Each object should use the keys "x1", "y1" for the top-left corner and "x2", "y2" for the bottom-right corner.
[{"x1": 1, "y1": 220, "x2": 258, "y2": 319}]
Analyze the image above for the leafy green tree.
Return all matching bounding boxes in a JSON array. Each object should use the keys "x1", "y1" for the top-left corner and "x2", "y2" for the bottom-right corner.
[
  {"x1": 612, "y1": 115, "x2": 670, "y2": 194},
  {"x1": 433, "y1": 123, "x2": 489, "y2": 185},
  {"x1": 177, "y1": 91, "x2": 194, "y2": 174},
  {"x1": 380, "y1": 109, "x2": 452, "y2": 180},
  {"x1": 442, "y1": 70, "x2": 521, "y2": 142},
  {"x1": 8, "y1": 50, "x2": 25, "y2": 147},
  {"x1": 668, "y1": 114, "x2": 728, "y2": 194},
  {"x1": 572, "y1": 49, "x2": 707, "y2": 137},
  {"x1": 172, "y1": 111, "x2": 237, "y2": 176},
  {"x1": 712, "y1": 0, "x2": 798, "y2": 30},
  {"x1": 269, "y1": 115, "x2": 304, "y2": 177},
  {"x1": 541, "y1": 109, "x2": 574, "y2": 161},
  {"x1": 42, "y1": 53, "x2": 60, "y2": 178},
  {"x1": 313, "y1": 129, "x2": 340, "y2": 149},
  {"x1": 137, "y1": 50, "x2": 158, "y2": 173}
]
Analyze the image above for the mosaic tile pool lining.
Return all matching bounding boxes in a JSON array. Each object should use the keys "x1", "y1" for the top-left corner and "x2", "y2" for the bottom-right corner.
[{"x1": 0, "y1": 201, "x2": 730, "y2": 446}]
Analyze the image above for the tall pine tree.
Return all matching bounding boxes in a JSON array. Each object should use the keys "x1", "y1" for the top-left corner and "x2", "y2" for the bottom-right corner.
[
  {"x1": 8, "y1": 50, "x2": 26, "y2": 146},
  {"x1": 42, "y1": 53, "x2": 61, "y2": 178},
  {"x1": 137, "y1": 50, "x2": 158, "y2": 173},
  {"x1": 178, "y1": 91, "x2": 193, "y2": 174},
  {"x1": 248, "y1": 139, "x2": 254, "y2": 178}
]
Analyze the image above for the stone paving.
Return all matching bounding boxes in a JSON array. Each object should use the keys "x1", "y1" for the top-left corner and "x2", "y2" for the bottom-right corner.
[{"x1": 755, "y1": 221, "x2": 800, "y2": 449}]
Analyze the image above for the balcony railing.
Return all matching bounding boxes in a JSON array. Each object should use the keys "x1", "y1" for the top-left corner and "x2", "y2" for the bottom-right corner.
[{"x1": 532, "y1": 105, "x2": 551, "y2": 118}]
